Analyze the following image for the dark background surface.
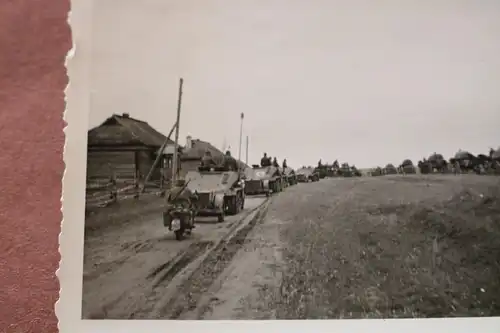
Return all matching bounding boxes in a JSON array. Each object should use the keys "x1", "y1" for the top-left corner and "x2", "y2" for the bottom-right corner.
[{"x1": 0, "y1": 0, "x2": 70, "y2": 331}]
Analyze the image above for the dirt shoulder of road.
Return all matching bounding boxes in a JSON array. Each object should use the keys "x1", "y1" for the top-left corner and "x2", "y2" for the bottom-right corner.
[
  {"x1": 275, "y1": 175, "x2": 500, "y2": 319},
  {"x1": 84, "y1": 194, "x2": 166, "y2": 233}
]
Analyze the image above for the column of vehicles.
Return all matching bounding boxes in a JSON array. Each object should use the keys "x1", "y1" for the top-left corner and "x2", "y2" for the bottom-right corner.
[
  {"x1": 162, "y1": 151, "x2": 247, "y2": 240},
  {"x1": 160, "y1": 152, "x2": 316, "y2": 240},
  {"x1": 163, "y1": 149, "x2": 417, "y2": 240}
]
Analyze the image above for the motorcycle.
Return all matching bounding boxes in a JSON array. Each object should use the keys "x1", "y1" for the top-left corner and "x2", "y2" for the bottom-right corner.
[{"x1": 163, "y1": 203, "x2": 195, "y2": 241}]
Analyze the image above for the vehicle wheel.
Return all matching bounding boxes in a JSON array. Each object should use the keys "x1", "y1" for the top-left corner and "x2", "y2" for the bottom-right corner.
[
  {"x1": 217, "y1": 213, "x2": 225, "y2": 222},
  {"x1": 233, "y1": 195, "x2": 241, "y2": 215},
  {"x1": 175, "y1": 228, "x2": 184, "y2": 241},
  {"x1": 227, "y1": 196, "x2": 239, "y2": 215},
  {"x1": 236, "y1": 194, "x2": 242, "y2": 213},
  {"x1": 240, "y1": 193, "x2": 245, "y2": 210}
]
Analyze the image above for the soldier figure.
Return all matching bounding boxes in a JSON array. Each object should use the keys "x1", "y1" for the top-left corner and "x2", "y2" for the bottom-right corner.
[
  {"x1": 454, "y1": 160, "x2": 461, "y2": 175},
  {"x1": 272, "y1": 157, "x2": 279, "y2": 168},
  {"x1": 165, "y1": 179, "x2": 197, "y2": 230},
  {"x1": 260, "y1": 153, "x2": 271, "y2": 167},
  {"x1": 282, "y1": 158, "x2": 288, "y2": 169},
  {"x1": 166, "y1": 179, "x2": 197, "y2": 209},
  {"x1": 223, "y1": 150, "x2": 239, "y2": 171},
  {"x1": 201, "y1": 150, "x2": 216, "y2": 168}
]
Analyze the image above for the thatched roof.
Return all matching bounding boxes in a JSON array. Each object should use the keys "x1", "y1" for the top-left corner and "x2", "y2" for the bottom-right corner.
[{"x1": 88, "y1": 113, "x2": 172, "y2": 147}]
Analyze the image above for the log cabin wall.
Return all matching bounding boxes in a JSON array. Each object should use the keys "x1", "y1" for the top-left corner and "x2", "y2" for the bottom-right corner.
[
  {"x1": 136, "y1": 150, "x2": 159, "y2": 181},
  {"x1": 87, "y1": 114, "x2": 181, "y2": 188},
  {"x1": 86, "y1": 150, "x2": 137, "y2": 185}
]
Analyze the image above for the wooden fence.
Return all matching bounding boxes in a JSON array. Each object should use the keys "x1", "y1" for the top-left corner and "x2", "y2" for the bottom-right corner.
[{"x1": 85, "y1": 170, "x2": 169, "y2": 209}]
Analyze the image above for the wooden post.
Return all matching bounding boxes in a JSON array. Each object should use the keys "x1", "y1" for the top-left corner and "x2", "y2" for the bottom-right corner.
[
  {"x1": 237, "y1": 113, "x2": 244, "y2": 174},
  {"x1": 245, "y1": 135, "x2": 249, "y2": 165},
  {"x1": 110, "y1": 168, "x2": 117, "y2": 203},
  {"x1": 171, "y1": 78, "x2": 184, "y2": 186},
  {"x1": 141, "y1": 122, "x2": 177, "y2": 193}
]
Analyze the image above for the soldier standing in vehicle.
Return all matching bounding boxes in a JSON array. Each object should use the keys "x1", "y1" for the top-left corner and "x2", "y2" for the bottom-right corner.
[
  {"x1": 261, "y1": 153, "x2": 271, "y2": 167},
  {"x1": 273, "y1": 157, "x2": 279, "y2": 168},
  {"x1": 223, "y1": 150, "x2": 239, "y2": 171},
  {"x1": 201, "y1": 150, "x2": 216, "y2": 168},
  {"x1": 282, "y1": 158, "x2": 288, "y2": 169}
]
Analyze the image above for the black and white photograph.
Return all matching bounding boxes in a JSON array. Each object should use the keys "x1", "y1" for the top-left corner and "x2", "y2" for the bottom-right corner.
[{"x1": 60, "y1": 0, "x2": 500, "y2": 331}]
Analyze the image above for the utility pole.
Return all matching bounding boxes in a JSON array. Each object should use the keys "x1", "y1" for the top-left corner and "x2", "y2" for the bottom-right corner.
[
  {"x1": 141, "y1": 121, "x2": 177, "y2": 193},
  {"x1": 238, "y1": 113, "x2": 244, "y2": 172},
  {"x1": 171, "y1": 78, "x2": 184, "y2": 186},
  {"x1": 246, "y1": 135, "x2": 249, "y2": 165}
]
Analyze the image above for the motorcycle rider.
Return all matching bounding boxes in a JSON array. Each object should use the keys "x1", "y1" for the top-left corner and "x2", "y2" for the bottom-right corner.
[{"x1": 165, "y1": 178, "x2": 198, "y2": 229}]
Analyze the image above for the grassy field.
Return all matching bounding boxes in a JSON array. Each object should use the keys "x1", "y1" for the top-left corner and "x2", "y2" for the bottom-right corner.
[{"x1": 271, "y1": 175, "x2": 500, "y2": 318}]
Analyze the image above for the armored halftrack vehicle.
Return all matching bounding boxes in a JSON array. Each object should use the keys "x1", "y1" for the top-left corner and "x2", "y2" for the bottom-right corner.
[
  {"x1": 244, "y1": 164, "x2": 283, "y2": 196},
  {"x1": 371, "y1": 166, "x2": 383, "y2": 177},
  {"x1": 296, "y1": 167, "x2": 319, "y2": 182},
  {"x1": 383, "y1": 163, "x2": 398, "y2": 175},
  {"x1": 492, "y1": 148, "x2": 500, "y2": 161},
  {"x1": 338, "y1": 163, "x2": 352, "y2": 177},
  {"x1": 351, "y1": 166, "x2": 362, "y2": 177},
  {"x1": 449, "y1": 150, "x2": 476, "y2": 172},
  {"x1": 314, "y1": 165, "x2": 328, "y2": 179},
  {"x1": 400, "y1": 159, "x2": 416, "y2": 174},
  {"x1": 184, "y1": 166, "x2": 245, "y2": 222},
  {"x1": 282, "y1": 167, "x2": 297, "y2": 187},
  {"x1": 427, "y1": 153, "x2": 448, "y2": 173}
]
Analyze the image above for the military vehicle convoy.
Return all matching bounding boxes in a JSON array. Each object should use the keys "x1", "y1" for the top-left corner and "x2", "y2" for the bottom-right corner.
[
  {"x1": 184, "y1": 166, "x2": 245, "y2": 222},
  {"x1": 400, "y1": 159, "x2": 417, "y2": 174},
  {"x1": 244, "y1": 165, "x2": 283, "y2": 196},
  {"x1": 427, "y1": 153, "x2": 448, "y2": 173},
  {"x1": 314, "y1": 165, "x2": 328, "y2": 179},
  {"x1": 296, "y1": 167, "x2": 319, "y2": 182},
  {"x1": 383, "y1": 163, "x2": 398, "y2": 175},
  {"x1": 371, "y1": 166, "x2": 383, "y2": 177},
  {"x1": 338, "y1": 163, "x2": 352, "y2": 177},
  {"x1": 282, "y1": 167, "x2": 297, "y2": 187}
]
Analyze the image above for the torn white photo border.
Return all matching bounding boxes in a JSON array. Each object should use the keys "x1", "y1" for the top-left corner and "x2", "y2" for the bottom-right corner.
[{"x1": 57, "y1": 0, "x2": 500, "y2": 332}]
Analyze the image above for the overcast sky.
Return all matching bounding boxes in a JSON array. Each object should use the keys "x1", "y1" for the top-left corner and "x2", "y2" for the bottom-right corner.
[{"x1": 89, "y1": 0, "x2": 500, "y2": 168}]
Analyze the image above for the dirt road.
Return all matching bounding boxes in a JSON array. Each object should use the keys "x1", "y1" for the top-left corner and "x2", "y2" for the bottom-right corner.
[
  {"x1": 184, "y1": 175, "x2": 500, "y2": 319},
  {"x1": 81, "y1": 196, "x2": 266, "y2": 319},
  {"x1": 82, "y1": 174, "x2": 500, "y2": 319}
]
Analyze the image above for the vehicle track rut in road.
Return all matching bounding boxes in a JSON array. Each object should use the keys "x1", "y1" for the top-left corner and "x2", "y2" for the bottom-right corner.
[
  {"x1": 128, "y1": 241, "x2": 213, "y2": 319},
  {"x1": 159, "y1": 201, "x2": 271, "y2": 319}
]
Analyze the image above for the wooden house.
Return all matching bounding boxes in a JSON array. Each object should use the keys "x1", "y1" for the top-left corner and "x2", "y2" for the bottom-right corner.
[{"x1": 86, "y1": 113, "x2": 182, "y2": 186}]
